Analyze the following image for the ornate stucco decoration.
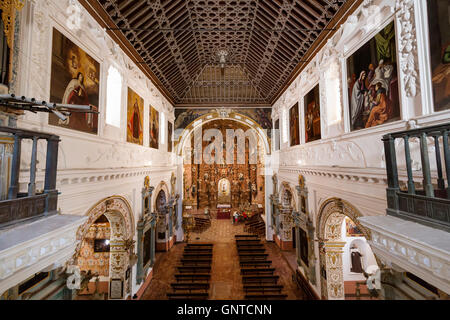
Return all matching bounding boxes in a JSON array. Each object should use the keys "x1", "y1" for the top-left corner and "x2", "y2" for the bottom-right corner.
[
  {"x1": 317, "y1": 198, "x2": 372, "y2": 299},
  {"x1": 395, "y1": 0, "x2": 419, "y2": 97},
  {"x1": 294, "y1": 174, "x2": 317, "y2": 285},
  {"x1": 279, "y1": 140, "x2": 366, "y2": 168}
]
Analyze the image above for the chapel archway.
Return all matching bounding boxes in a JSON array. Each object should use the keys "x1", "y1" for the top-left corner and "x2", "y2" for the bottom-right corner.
[
  {"x1": 317, "y1": 198, "x2": 378, "y2": 300},
  {"x1": 71, "y1": 196, "x2": 135, "y2": 300}
]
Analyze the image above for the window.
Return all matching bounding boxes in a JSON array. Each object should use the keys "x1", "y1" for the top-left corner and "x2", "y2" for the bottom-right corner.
[
  {"x1": 105, "y1": 66, "x2": 122, "y2": 127},
  {"x1": 282, "y1": 109, "x2": 288, "y2": 143},
  {"x1": 274, "y1": 119, "x2": 280, "y2": 151},
  {"x1": 160, "y1": 112, "x2": 166, "y2": 144}
]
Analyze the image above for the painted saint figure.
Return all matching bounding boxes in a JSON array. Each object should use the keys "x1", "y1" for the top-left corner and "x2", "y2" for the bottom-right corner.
[
  {"x1": 60, "y1": 72, "x2": 92, "y2": 129},
  {"x1": 132, "y1": 99, "x2": 141, "y2": 140},
  {"x1": 365, "y1": 82, "x2": 392, "y2": 128},
  {"x1": 350, "y1": 71, "x2": 368, "y2": 129}
]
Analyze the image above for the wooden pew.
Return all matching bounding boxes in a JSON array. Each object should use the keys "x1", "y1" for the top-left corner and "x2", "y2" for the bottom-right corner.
[
  {"x1": 175, "y1": 273, "x2": 211, "y2": 283},
  {"x1": 182, "y1": 253, "x2": 213, "y2": 258},
  {"x1": 184, "y1": 248, "x2": 213, "y2": 253},
  {"x1": 177, "y1": 266, "x2": 211, "y2": 274},
  {"x1": 237, "y1": 244, "x2": 264, "y2": 249},
  {"x1": 241, "y1": 268, "x2": 275, "y2": 275},
  {"x1": 240, "y1": 260, "x2": 272, "y2": 268},
  {"x1": 235, "y1": 240, "x2": 261, "y2": 245},
  {"x1": 180, "y1": 259, "x2": 212, "y2": 266},
  {"x1": 167, "y1": 292, "x2": 209, "y2": 300},
  {"x1": 235, "y1": 235, "x2": 259, "y2": 239},
  {"x1": 171, "y1": 283, "x2": 210, "y2": 292},
  {"x1": 242, "y1": 275, "x2": 279, "y2": 285},
  {"x1": 237, "y1": 248, "x2": 266, "y2": 253},
  {"x1": 245, "y1": 294, "x2": 287, "y2": 300},
  {"x1": 243, "y1": 285, "x2": 283, "y2": 294},
  {"x1": 238, "y1": 253, "x2": 269, "y2": 260},
  {"x1": 185, "y1": 244, "x2": 213, "y2": 248}
]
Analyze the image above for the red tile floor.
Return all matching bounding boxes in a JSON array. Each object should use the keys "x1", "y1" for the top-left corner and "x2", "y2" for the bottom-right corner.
[{"x1": 141, "y1": 219, "x2": 305, "y2": 300}]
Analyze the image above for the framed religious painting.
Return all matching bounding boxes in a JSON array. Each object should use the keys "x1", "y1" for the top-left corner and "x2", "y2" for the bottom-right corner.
[
  {"x1": 346, "y1": 21, "x2": 400, "y2": 131},
  {"x1": 126, "y1": 88, "x2": 144, "y2": 145},
  {"x1": 299, "y1": 228, "x2": 309, "y2": 267},
  {"x1": 289, "y1": 102, "x2": 300, "y2": 146},
  {"x1": 304, "y1": 84, "x2": 321, "y2": 143},
  {"x1": 49, "y1": 28, "x2": 100, "y2": 134},
  {"x1": 426, "y1": 0, "x2": 450, "y2": 111},
  {"x1": 168, "y1": 121, "x2": 173, "y2": 153},
  {"x1": 149, "y1": 106, "x2": 159, "y2": 149},
  {"x1": 345, "y1": 217, "x2": 364, "y2": 237}
]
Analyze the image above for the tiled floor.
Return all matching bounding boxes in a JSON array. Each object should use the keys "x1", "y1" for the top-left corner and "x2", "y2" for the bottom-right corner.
[{"x1": 141, "y1": 219, "x2": 305, "y2": 300}]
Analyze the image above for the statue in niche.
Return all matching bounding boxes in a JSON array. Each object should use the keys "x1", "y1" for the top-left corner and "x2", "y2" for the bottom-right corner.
[
  {"x1": 282, "y1": 189, "x2": 292, "y2": 207},
  {"x1": 171, "y1": 173, "x2": 176, "y2": 196},
  {"x1": 350, "y1": 245, "x2": 364, "y2": 273},
  {"x1": 272, "y1": 174, "x2": 278, "y2": 194}
]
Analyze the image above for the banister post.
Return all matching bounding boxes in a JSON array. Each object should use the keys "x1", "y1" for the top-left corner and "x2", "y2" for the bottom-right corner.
[
  {"x1": 383, "y1": 134, "x2": 399, "y2": 211},
  {"x1": 8, "y1": 134, "x2": 22, "y2": 199}
]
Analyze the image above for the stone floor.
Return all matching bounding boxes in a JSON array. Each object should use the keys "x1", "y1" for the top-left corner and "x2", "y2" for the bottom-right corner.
[{"x1": 141, "y1": 219, "x2": 305, "y2": 300}]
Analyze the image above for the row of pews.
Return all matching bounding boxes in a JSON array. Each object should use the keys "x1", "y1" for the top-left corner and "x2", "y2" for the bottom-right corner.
[
  {"x1": 235, "y1": 235, "x2": 287, "y2": 300},
  {"x1": 166, "y1": 243, "x2": 214, "y2": 300},
  {"x1": 192, "y1": 216, "x2": 211, "y2": 233},
  {"x1": 244, "y1": 215, "x2": 265, "y2": 237}
]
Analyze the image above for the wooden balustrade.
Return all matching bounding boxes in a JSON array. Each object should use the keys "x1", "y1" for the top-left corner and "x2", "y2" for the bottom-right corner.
[
  {"x1": 383, "y1": 123, "x2": 450, "y2": 232},
  {"x1": 0, "y1": 126, "x2": 60, "y2": 228}
]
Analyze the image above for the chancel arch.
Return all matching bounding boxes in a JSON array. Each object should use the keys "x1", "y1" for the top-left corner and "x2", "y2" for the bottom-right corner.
[{"x1": 175, "y1": 111, "x2": 271, "y2": 157}]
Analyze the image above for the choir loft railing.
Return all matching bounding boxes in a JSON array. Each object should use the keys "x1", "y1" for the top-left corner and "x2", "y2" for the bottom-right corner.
[
  {"x1": 383, "y1": 123, "x2": 450, "y2": 232},
  {"x1": 0, "y1": 126, "x2": 60, "y2": 228}
]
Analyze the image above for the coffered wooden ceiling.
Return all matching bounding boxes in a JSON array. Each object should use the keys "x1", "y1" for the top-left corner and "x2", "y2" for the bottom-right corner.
[{"x1": 82, "y1": 0, "x2": 350, "y2": 106}]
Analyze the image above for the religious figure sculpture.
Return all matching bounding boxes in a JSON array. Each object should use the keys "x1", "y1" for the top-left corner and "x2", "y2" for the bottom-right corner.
[{"x1": 350, "y1": 245, "x2": 364, "y2": 273}]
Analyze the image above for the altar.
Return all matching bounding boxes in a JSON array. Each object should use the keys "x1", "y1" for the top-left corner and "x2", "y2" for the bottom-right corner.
[{"x1": 216, "y1": 203, "x2": 231, "y2": 219}]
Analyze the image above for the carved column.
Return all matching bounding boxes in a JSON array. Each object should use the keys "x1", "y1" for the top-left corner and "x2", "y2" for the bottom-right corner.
[{"x1": 324, "y1": 241, "x2": 346, "y2": 300}]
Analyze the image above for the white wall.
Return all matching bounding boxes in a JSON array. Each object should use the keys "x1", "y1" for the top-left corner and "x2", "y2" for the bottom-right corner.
[
  {"x1": 270, "y1": 0, "x2": 450, "y2": 298},
  {"x1": 11, "y1": 0, "x2": 178, "y2": 298}
]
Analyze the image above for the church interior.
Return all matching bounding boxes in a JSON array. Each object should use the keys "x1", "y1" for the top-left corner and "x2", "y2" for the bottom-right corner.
[{"x1": 0, "y1": 0, "x2": 449, "y2": 302}]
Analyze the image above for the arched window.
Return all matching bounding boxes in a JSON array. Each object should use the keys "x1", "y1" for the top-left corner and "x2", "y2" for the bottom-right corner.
[
  {"x1": 105, "y1": 66, "x2": 122, "y2": 127},
  {"x1": 160, "y1": 112, "x2": 166, "y2": 144},
  {"x1": 282, "y1": 109, "x2": 288, "y2": 143}
]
